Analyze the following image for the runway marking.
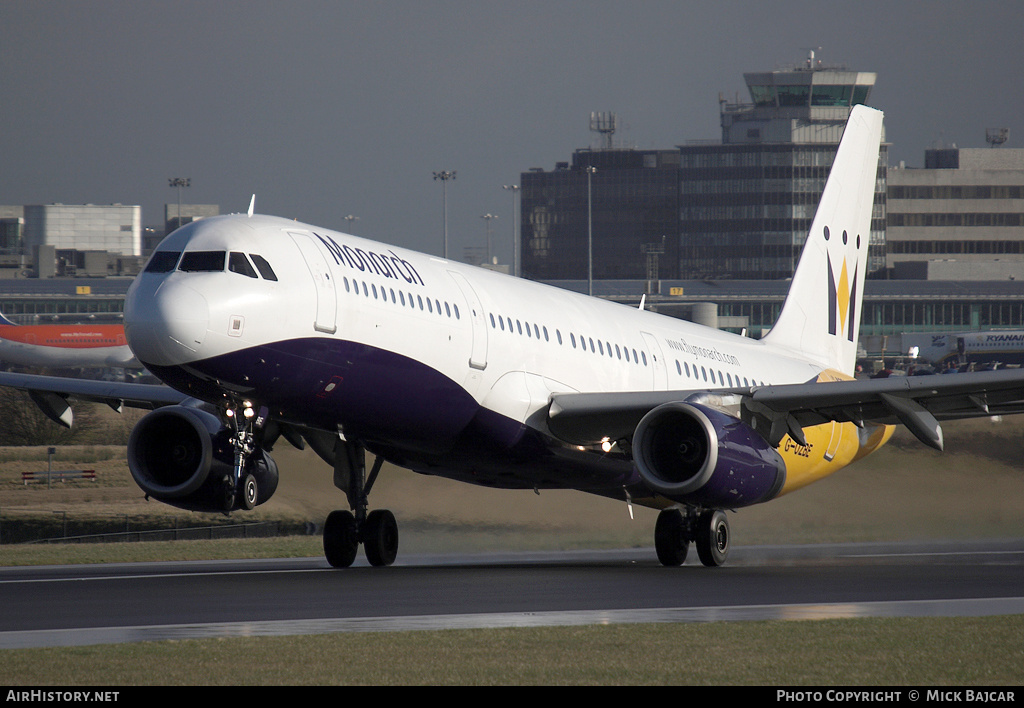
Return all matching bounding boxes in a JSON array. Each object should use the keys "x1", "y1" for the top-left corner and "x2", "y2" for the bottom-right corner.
[{"x1": 2, "y1": 597, "x2": 1024, "y2": 649}]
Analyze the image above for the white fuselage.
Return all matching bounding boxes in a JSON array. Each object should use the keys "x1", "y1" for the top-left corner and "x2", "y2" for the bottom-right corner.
[{"x1": 126, "y1": 215, "x2": 825, "y2": 455}]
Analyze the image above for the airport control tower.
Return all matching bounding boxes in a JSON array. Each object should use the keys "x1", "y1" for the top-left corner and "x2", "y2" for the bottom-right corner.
[
  {"x1": 679, "y1": 51, "x2": 887, "y2": 279},
  {"x1": 721, "y1": 49, "x2": 878, "y2": 143}
]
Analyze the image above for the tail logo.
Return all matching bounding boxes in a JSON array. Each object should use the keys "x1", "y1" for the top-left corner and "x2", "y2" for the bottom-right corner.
[{"x1": 825, "y1": 226, "x2": 858, "y2": 342}]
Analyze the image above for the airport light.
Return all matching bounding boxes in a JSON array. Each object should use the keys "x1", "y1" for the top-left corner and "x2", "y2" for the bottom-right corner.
[
  {"x1": 585, "y1": 166, "x2": 596, "y2": 296},
  {"x1": 480, "y1": 214, "x2": 498, "y2": 265},
  {"x1": 433, "y1": 170, "x2": 456, "y2": 259},
  {"x1": 344, "y1": 215, "x2": 359, "y2": 231},
  {"x1": 168, "y1": 177, "x2": 191, "y2": 232},
  {"x1": 503, "y1": 184, "x2": 520, "y2": 277}
]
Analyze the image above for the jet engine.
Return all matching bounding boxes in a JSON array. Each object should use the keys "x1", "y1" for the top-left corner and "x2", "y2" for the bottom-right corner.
[
  {"x1": 633, "y1": 401, "x2": 785, "y2": 508},
  {"x1": 127, "y1": 405, "x2": 279, "y2": 512}
]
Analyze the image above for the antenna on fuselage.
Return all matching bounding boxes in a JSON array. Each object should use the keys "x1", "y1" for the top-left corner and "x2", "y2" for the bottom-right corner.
[{"x1": 247, "y1": 195, "x2": 255, "y2": 218}]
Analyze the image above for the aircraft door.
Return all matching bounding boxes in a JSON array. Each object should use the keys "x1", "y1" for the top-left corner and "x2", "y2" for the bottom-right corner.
[
  {"x1": 448, "y1": 271, "x2": 488, "y2": 370},
  {"x1": 641, "y1": 331, "x2": 668, "y2": 390},
  {"x1": 289, "y1": 232, "x2": 337, "y2": 335}
]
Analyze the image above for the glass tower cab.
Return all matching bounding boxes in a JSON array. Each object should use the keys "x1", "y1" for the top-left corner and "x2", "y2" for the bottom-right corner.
[{"x1": 679, "y1": 53, "x2": 885, "y2": 280}]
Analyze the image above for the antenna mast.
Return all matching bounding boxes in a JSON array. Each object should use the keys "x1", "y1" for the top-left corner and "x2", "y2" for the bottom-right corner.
[
  {"x1": 986, "y1": 128, "x2": 1009, "y2": 147},
  {"x1": 589, "y1": 111, "x2": 618, "y2": 150}
]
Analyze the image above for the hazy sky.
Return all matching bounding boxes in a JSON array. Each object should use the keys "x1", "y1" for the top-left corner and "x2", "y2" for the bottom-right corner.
[{"x1": 2, "y1": 1, "x2": 1022, "y2": 262}]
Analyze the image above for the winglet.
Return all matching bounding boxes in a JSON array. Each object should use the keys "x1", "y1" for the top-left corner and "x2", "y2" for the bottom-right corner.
[
  {"x1": 247, "y1": 195, "x2": 256, "y2": 218},
  {"x1": 638, "y1": 294, "x2": 646, "y2": 311},
  {"x1": 0, "y1": 311, "x2": 18, "y2": 327}
]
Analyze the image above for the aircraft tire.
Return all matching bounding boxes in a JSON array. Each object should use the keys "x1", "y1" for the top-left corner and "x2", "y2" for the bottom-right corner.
[
  {"x1": 695, "y1": 509, "x2": 729, "y2": 567},
  {"x1": 654, "y1": 508, "x2": 689, "y2": 566},
  {"x1": 363, "y1": 509, "x2": 399, "y2": 567},
  {"x1": 240, "y1": 473, "x2": 258, "y2": 510},
  {"x1": 324, "y1": 510, "x2": 359, "y2": 568}
]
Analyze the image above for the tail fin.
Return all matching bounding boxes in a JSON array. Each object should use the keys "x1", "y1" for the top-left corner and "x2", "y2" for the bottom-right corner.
[{"x1": 762, "y1": 105, "x2": 884, "y2": 375}]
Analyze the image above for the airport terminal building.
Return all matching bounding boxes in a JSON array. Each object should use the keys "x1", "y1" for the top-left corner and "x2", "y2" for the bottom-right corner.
[{"x1": 521, "y1": 57, "x2": 888, "y2": 282}]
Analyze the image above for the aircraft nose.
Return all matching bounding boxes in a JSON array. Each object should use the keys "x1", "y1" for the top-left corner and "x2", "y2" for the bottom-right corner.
[{"x1": 125, "y1": 280, "x2": 210, "y2": 366}]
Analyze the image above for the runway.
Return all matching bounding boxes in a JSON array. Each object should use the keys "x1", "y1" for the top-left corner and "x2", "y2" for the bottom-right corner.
[{"x1": 2, "y1": 539, "x2": 1023, "y2": 649}]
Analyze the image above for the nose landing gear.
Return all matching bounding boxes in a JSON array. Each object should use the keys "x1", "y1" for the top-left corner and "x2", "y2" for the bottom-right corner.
[{"x1": 224, "y1": 400, "x2": 260, "y2": 512}]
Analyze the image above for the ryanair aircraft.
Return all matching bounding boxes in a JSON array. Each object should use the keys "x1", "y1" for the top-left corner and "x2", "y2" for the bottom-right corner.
[{"x1": 4, "y1": 105, "x2": 1024, "y2": 568}]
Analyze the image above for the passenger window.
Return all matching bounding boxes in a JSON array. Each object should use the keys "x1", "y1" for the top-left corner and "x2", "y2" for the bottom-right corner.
[
  {"x1": 249, "y1": 254, "x2": 278, "y2": 281},
  {"x1": 144, "y1": 251, "x2": 181, "y2": 273},
  {"x1": 179, "y1": 251, "x2": 226, "y2": 272}
]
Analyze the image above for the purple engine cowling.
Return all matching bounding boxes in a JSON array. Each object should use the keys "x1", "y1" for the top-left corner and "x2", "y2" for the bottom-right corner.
[
  {"x1": 127, "y1": 405, "x2": 279, "y2": 512},
  {"x1": 633, "y1": 401, "x2": 786, "y2": 508}
]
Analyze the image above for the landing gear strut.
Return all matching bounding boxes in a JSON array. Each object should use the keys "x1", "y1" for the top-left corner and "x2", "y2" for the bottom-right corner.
[
  {"x1": 224, "y1": 401, "x2": 260, "y2": 512},
  {"x1": 654, "y1": 507, "x2": 730, "y2": 567},
  {"x1": 323, "y1": 440, "x2": 398, "y2": 568}
]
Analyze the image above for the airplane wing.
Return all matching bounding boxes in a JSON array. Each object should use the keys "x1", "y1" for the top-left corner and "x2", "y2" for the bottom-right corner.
[
  {"x1": 547, "y1": 368, "x2": 1024, "y2": 452},
  {"x1": 0, "y1": 371, "x2": 188, "y2": 427}
]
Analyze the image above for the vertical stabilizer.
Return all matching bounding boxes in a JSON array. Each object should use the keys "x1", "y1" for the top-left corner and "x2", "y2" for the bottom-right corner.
[{"x1": 762, "y1": 105, "x2": 884, "y2": 375}]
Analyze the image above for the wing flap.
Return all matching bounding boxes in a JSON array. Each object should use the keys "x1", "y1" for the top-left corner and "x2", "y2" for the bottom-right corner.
[{"x1": 546, "y1": 369, "x2": 1024, "y2": 451}]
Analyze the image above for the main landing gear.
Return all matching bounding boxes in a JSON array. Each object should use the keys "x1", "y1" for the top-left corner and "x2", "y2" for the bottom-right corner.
[
  {"x1": 322, "y1": 440, "x2": 399, "y2": 568},
  {"x1": 654, "y1": 507, "x2": 730, "y2": 567}
]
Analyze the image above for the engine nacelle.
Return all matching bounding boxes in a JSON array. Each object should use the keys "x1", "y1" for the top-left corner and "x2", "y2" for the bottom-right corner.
[
  {"x1": 633, "y1": 401, "x2": 785, "y2": 508},
  {"x1": 127, "y1": 405, "x2": 279, "y2": 513}
]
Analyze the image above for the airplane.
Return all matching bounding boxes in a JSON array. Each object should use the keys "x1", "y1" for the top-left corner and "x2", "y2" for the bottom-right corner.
[
  {"x1": 0, "y1": 312, "x2": 139, "y2": 369},
  {"x1": 3, "y1": 104, "x2": 1024, "y2": 569}
]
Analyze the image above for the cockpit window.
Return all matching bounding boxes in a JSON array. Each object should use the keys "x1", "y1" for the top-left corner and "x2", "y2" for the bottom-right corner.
[
  {"x1": 179, "y1": 251, "x2": 226, "y2": 272},
  {"x1": 144, "y1": 251, "x2": 181, "y2": 273},
  {"x1": 229, "y1": 252, "x2": 258, "y2": 278},
  {"x1": 249, "y1": 254, "x2": 278, "y2": 281}
]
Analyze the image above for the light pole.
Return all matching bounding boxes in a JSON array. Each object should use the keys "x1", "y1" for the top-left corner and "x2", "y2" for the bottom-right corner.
[
  {"x1": 433, "y1": 170, "x2": 456, "y2": 258},
  {"x1": 343, "y1": 215, "x2": 359, "y2": 232},
  {"x1": 503, "y1": 184, "x2": 520, "y2": 277},
  {"x1": 168, "y1": 177, "x2": 190, "y2": 232},
  {"x1": 480, "y1": 214, "x2": 498, "y2": 265},
  {"x1": 585, "y1": 166, "x2": 596, "y2": 296}
]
